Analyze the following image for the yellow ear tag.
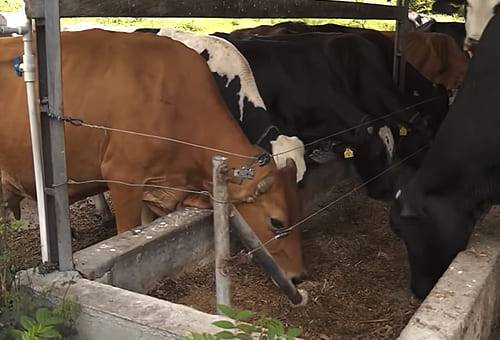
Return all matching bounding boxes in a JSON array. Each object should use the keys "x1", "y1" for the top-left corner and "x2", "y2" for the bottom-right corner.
[
  {"x1": 399, "y1": 126, "x2": 408, "y2": 136},
  {"x1": 344, "y1": 147, "x2": 354, "y2": 159}
]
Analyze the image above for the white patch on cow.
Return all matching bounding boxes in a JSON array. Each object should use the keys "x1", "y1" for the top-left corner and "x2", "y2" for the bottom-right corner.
[
  {"x1": 158, "y1": 28, "x2": 266, "y2": 121},
  {"x1": 465, "y1": 0, "x2": 500, "y2": 42},
  {"x1": 395, "y1": 189, "x2": 402, "y2": 200},
  {"x1": 378, "y1": 126, "x2": 395, "y2": 160},
  {"x1": 270, "y1": 135, "x2": 306, "y2": 183},
  {"x1": 0, "y1": 10, "x2": 26, "y2": 28}
]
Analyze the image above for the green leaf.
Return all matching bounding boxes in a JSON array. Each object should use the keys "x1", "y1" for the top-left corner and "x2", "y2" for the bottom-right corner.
[
  {"x1": 234, "y1": 310, "x2": 256, "y2": 321},
  {"x1": 286, "y1": 328, "x2": 302, "y2": 338},
  {"x1": 212, "y1": 320, "x2": 236, "y2": 330},
  {"x1": 266, "y1": 324, "x2": 277, "y2": 340},
  {"x1": 21, "y1": 333, "x2": 33, "y2": 340},
  {"x1": 217, "y1": 305, "x2": 238, "y2": 319},
  {"x1": 38, "y1": 326, "x2": 62, "y2": 339},
  {"x1": 35, "y1": 308, "x2": 51, "y2": 325},
  {"x1": 19, "y1": 316, "x2": 35, "y2": 331},
  {"x1": 187, "y1": 333, "x2": 206, "y2": 340},
  {"x1": 271, "y1": 320, "x2": 285, "y2": 336},
  {"x1": 235, "y1": 333, "x2": 252, "y2": 340},
  {"x1": 237, "y1": 324, "x2": 257, "y2": 334},
  {"x1": 214, "y1": 331, "x2": 235, "y2": 339}
]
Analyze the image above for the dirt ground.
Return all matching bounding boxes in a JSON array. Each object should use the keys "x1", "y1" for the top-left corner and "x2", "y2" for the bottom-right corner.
[
  {"x1": 149, "y1": 179, "x2": 420, "y2": 340},
  {"x1": 6, "y1": 195, "x2": 116, "y2": 271}
]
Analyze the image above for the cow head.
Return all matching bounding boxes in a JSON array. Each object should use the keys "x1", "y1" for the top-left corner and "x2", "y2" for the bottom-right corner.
[
  {"x1": 232, "y1": 158, "x2": 305, "y2": 283},
  {"x1": 464, "y1": 0, "x2": 500, "y2": 53},
  {"x1": 352, "y1": 126, "x2": 395, "y2": 201},
  {"x1": 390, "y1": 177, "x2": 488, "y2": 299}
]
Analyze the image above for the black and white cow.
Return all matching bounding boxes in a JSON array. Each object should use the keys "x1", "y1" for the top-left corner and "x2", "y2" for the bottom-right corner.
[
  {"x1": 224, "y1": 22, "x2": 450, "y2": 134},
  {"x1": 136, "y1": 28, "x2": 307, "y2": 183},
  {"x1": 390, "y1": 13, "x2": 500, "y2": 299},
  {"x1": 213, "y1": 31, "x2": 441, "y2": 199},
  {"x1": 432, "y1": 0, "x2": 500, "y2": 52},
  {"x1": 463, "y1": 0, "x2": 500, "y2": 52}
]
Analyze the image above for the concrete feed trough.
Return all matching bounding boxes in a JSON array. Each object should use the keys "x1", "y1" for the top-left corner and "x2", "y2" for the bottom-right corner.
[{"x1": 17, "y1": 160, "x2": 500, "y2": 339}]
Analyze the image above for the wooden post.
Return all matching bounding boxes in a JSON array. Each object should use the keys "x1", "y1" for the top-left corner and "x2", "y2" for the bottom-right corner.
[
  {"x1": 34, "y1": 0, "x2": 73, "y2": 271},
  {"x1": 230, "y1": 207, "x2": 307, "y2": 306},
  {"x1": 25, "y1": 0, "x2": 403, "y2": 20},
  {"x1": 212, "y1": 156, "x2": 231, "y2": 312},
  {"x1": 393, "y1": 0, "x2": 408, "y2": 91}
]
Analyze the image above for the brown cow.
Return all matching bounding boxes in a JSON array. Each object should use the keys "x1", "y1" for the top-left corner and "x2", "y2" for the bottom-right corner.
[
  {"x1": 383, "y1": 31, "x2": 468, "y2": 90},
  {"x1": 0, "y1": 29, "x2": 305, "y2": 280}
]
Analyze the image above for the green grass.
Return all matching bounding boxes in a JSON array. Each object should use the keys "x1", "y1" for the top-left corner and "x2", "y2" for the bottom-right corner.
[{"x1": 1, "y1": 0, "x2": 462, "y2": 34}]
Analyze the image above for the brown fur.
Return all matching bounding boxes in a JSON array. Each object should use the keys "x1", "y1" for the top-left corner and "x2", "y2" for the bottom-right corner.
[
  {"x1": 0, "y1": 30, "x2": 304, "y2": 278},
  {"x1": 383, "y1": 31, "x2": 468, "y2": 90}
]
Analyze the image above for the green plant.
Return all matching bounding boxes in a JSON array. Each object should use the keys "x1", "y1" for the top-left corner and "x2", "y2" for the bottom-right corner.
[
  {"x1": 0, "y1": 218, "x2": 81, "y2": 339},
  {"x1": 10, "y1": 308, "x2": 65, "y2": 340},
  {"x1": 186, "y1": 304, "x2": 302, "y2": 340}
]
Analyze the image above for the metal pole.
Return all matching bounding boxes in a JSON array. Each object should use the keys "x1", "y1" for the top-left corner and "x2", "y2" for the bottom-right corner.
[
  {"x1": 35, "y1": 0, "x2": 73, "y2": 271},
  {"x1": 393, "y1": 0, "x2": 408, "y2": 92},
  {"x1": 230, "y1": 207, "x2": 308, "y2": 306},
  {"x1": 399, "y1": 0, "x2": 408, "y2": 91},
  {"x1": 212, "y1": 155, "x2": 231, "y2": 312},
  {"x1": 22, "y1": 19, "x2": 51, "y2": 262},
  {"x1": 393, "y1": 0, "x2": 403, "y2": 85}
]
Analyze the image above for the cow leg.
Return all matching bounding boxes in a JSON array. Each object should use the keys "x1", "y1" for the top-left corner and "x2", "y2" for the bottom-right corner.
[
  {"x1": 141, "y1": 204, "x2": 158, "y2": 225},
  {"x1": 106, "y1": 183, "x2": 143, "y2": 233},
  {"x1": 91, "y1": 193, "x2": 113, "y2": 221}
]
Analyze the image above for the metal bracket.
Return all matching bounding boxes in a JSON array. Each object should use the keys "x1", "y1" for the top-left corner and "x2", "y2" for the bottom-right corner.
[{"x1": 233, "y1": 166, "x2": 255, "y2": 180}]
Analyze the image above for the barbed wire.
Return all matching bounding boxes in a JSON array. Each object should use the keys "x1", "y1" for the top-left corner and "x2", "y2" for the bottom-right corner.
[
  {"x1": 242, "y1": 143, "x2": 430, "y2": 257},
  {"x1": 53, "y1": 94, "x2": 446, "y2": 161},
  {"x1": 272, "y1": 94, "x2": 445, "y2": 156},
  {"x1": 67, "y1": 178, "x2": 231, "y2": 204}
]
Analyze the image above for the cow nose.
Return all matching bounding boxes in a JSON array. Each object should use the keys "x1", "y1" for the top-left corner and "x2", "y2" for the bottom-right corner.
[
  {"x1": 464, "y1": 37, "x2": 479, "y2": 55},
  {"x1": 291, "y1": 272, "x2": 308, "y2": 285}
]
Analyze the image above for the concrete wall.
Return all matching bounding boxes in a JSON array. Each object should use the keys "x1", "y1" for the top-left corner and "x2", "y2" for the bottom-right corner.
[
  {"x1": 399, "y1": 209, "x2": 500, "y2": 340},
  {"x1": 18, "y1": 269, "x2": 225, "y2": 340},
  {"x1": 74, "y1": 208, "x2": 214, "y2": 293}
]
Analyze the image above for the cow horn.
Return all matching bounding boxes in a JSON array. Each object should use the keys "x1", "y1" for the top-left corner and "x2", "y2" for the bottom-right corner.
[{"x1": 255, "y1": 176, "x2": 275, "y2": 195}]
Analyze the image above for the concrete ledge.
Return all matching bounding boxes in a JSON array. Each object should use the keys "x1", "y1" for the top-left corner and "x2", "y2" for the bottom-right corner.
[
  {"x1": 399, "y1": 215, "x2": 500, "y2": 340},
  {"x1": 73, "y1": 159, "x2": 352, "y2": 294},
  {"x1": 18, "y1": 269, "x2": 224, "y2": 340},
  {"x1": 74, "y1": 208, "x2": 214, "y2": 293}
]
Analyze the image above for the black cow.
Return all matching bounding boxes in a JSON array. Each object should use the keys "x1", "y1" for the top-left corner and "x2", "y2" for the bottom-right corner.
[
  {"x1": 390, "y1": 13, "x2": 500, "y2": 299},
  {"x1": 222, "y1": 23, "x2": 450, "y2": 165},
  {"x1": 224, "y1": 22, "x2": 450, "y2": 134},
  {"x1": 214, "y1": 32, "x2": 439, "y2": 199}
]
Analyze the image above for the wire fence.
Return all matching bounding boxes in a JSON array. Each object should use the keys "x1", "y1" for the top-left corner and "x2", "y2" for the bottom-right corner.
[
  {"x1": 56, "y1": 94, "x2": 446, "y2": 161},
  {"x1": 52, "y1": 95, "x2": 442, "y2": 255}
]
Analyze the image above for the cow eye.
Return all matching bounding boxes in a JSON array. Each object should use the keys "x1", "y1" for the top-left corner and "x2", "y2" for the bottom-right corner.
[{"x1": 270, "y1": 218, "x2": 289, "y2": 238}]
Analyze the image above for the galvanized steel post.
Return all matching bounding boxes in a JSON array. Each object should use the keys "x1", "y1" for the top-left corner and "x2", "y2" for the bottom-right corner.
[
  {"x1": 212, "y1": 155, "x2": 231, "y2": 312},
  {"x1": 34, "y1": 0, "x2": 73, "y2": 271}
]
